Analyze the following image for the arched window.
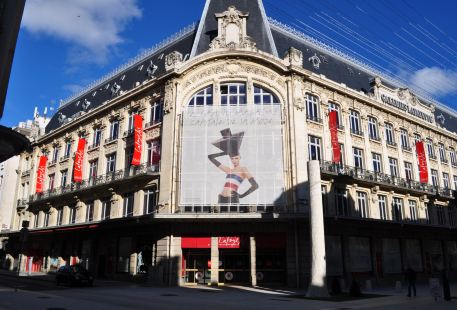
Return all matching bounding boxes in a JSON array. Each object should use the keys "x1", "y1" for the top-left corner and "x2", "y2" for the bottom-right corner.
[
  {"x1": 188, "y1": 86, "x2": 213, "y2": 106},
  {"x1": 253, "y1": 85, "x2": 280, "y2": 105},
  {"x1": 221, "y1": 82, "x2": 246, "y2": 105}
]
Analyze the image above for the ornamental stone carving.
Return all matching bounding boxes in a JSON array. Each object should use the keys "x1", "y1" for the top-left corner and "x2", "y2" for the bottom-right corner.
[
  {"x1": 209, "y1": 6, "x2": 257, "y2": 52},
  {"x1": 165, "y1": 51, "x2": 183, "y2": 71},
  {"x1": 284, "y1": 47, "x2": 303, "y2": 67},
  {"x1": 163, "y1": 80, "x2": 174, "y2": 114}
]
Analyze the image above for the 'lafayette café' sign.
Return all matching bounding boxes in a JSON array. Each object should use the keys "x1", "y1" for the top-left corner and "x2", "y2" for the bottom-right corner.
[{"x1": 379, "y1": 91, "x2": 433, "y2": 124}]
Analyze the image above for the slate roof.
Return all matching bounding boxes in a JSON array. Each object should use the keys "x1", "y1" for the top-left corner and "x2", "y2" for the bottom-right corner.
[{"x1": 46, "y1": 0, "x2": 457, "y2": 135}]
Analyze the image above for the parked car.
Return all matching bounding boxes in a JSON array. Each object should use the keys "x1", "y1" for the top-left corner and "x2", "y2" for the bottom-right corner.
[{"x1": 56, "y1": 264, "x2": 94, "y2": 286}]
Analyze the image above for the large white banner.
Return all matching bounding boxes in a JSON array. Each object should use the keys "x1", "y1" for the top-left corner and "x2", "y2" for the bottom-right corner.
[{"x1": 180, "y1": 105, "x2": 284, "y2": 206}]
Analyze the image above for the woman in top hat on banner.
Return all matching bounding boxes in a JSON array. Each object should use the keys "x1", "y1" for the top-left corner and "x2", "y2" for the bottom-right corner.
[{"x1": 208, "y1": 128, "x2": 259, "y2": 204}]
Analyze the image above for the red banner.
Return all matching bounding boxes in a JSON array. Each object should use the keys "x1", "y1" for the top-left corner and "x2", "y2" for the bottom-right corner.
[
  {"x1": 35, "y1": 156, "x2": 47, "y2": 193},
  {"x1": 132, "y1": 114, "x2": 143, "y2": 166},
  {"x1": 73, "y1": 138, "x2": 86, "y2": 182},
  {"x1": 416, "y1": 141, "x2": 428, "y2": 183},
  {"x1": 329, "y1": 110, "x2": 341, "y2": 163},
  {"x1": 218, "y1": 237, "x2": 240, "y2": 248}
]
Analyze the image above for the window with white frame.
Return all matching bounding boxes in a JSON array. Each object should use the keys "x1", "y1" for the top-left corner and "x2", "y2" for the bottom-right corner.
[
  {"x1": 89, "y1": 159, "x2": 98, "y2": 181},
  {"x1": 305, "y1": 94, "x2": 320, "y2": 122},
  {"x1": 147, "y1": 139, "x2": 161, "y2": 166},
  {"x1": 357, "y1": 191, "x2": 368, "y2": 218},
  {"x1": 368, "y1": 116, "x2": 379, "y2": 140},
  {"x1": 220, "y1": 83, "x2": 246, "y2": 105},
  {"x1": 349, "y1": 110, "x2": 361, "y2": 135},
  {"x1": 254, "y1": 85, "x2": 279, "y2": 105},
  {"x1": 431, "y1": 169, "x2": 439, "y2": 187},
  {"x1": 188, "y1": 86, "x2": 213, "y2": 106},
  {"x1": 125, "y1": 146, "x2": 134, "y2": 170},
  {"x1": 388, "y1": 157, "x2": 398, "y2": 177},
  {"x1": 426, "y1": 138, "x2": 435, "y2": 159},
  {"x1": 48, "y1": 174, "x2": 55, "y2": 190},
  {"x1": 144, "y1": 187, "x2": 158, "y2": 214},
  {"x1": 392, "y1": 197, "x2": 403, "y2": 221},
  {"x1": 409, "y1": 200, "x2": 417, "y2": 222},
  {"x1": 123, "y1": 192, "x2": 134, "y2": 217},
  {"x1": 127, "y1": 110, "x2": 138, "y2": 133},
  {"x1": 378, "y1": 195, "x2": 388, "y2": 220},
  {"x1": 69, "y1": 207, "x2": 76, "y2": 224},
  {"x1": 101, "y1": 198, "x2": 111, "y2": 220},
  {"x1": 385, "y1": 123, "x2": 395, "y2": 145},
  {"x1": 64, "y1": 140, "x2": 72, "y2": 158},
  {"x1": 443, "y1": 172, "x2": 450, "y2": 189},
  {"x1": 328, "y1": 102, "x2": 342, "y2": 128},
  {"x1": 338, "y1": 144, "x2": 345, "y2": 165},
  {"x1": 109, "y1": 119, "x2": 119, "y2": 140},
  {"x1": 335, "y1": 189, "x2": 349, "y2": 216},
  {"x1": 308, "y1": 135, "x2": 321, "y2": 161},
  {"x1": 57, "y1": 208, "x2": 63, "y2": 226},
  {"x1": 86, "y1": 201, "x2": 94, "y2": 222},
  {"x1": 52, "y1": 146, "x2": 59, "y2": 163},
  {"x1": 60, "y1": 169, "x2": 68, "y2": 188},
  {"x1": 106, "y1": 153, "x2": 116, "y2": 173},
  {"x1": 372, "y1": 153, "x2": 382, "y2": 173},
  {"x1": 439, "y1": 143, "x2": 447, "y2": 162},
  {"x1": 424, "y1": 203, "x2": 431, "y2": 224},
  {"x1": 450, "y1": 147, "x2": 457, "y2": 166},
  {"x1": 414, "y1": 133, "x2": 421, "y2": 143},
  {"x1": 404, "y1": 162, "x2": 413, "y2": 181},
  {"x1": 400, "y1": 129, "x2": 409, "y2": 150},
  {"x1": 93, "y1": 128, "x2": 102, "y2": 147},
  {"x1": 353, "y1": 147, "x2": 364, "y2": 169},
  {"x1": 150, "y1": 100, "x2": 164, "y2": 124}
]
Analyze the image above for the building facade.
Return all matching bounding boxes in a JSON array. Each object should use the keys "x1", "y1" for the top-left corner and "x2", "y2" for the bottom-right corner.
[{"x1": 5, "y1": 0, "x2": 457, "y2": 287}]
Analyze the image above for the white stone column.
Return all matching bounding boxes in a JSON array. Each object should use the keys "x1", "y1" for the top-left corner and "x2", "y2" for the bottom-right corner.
[
  {"x1": 250, "y1": 236, "x2": 257, "y2": 287},
  {"x1": 306, "y1": 160, "x2": 329, "y2": 297},
  {"x1": 210, "y1": 237, "x2": 219, "y2": 285}
]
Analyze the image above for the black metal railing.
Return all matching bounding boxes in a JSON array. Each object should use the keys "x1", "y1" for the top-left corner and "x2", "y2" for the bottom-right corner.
[
  {"x1": 350, "y1": 129, "x2": 364, "y2": 136},
  {"x1": 429, "y1": 154, "x2": 437, "y2": 160},
  {"x1": 21, "y1": 170, "x2": 31, "y2": 177},
  {"x1": 401, "y1": 145, "x2": 412, "y2": 152},
  {"x1": 145, "y1": 120, "x2": 161, "y2": 128},
  {"x1": 29, "y1": 163, "x2": 159, "y2": 203},
  {"x1": 59, "y1": 155, "x2": 70, "y2": 161},
  {"x1": 16, "y1": 199, "x2": 28, "y2": 209},
  {"x1": 369, "y1": 134, "x2": 381, "y2": 142},
  {"x1": 306, "y1": 115, "x2": 323, "y2": 123},
  {"x1": 48, "y1": 159, "x2": 58, "y2": 165},
  {"x1": 386, "y1": 140, "x2": 397, "y2": 147},
  {"x1": 104, "y1": 136, "x2": 118, "y2": 144},
  {"x1": 88, "y1": 142, "x2": 101, "y2": 151},
  {"x1": 123, "y1": 129, "x2": 134, "y2": 137}
]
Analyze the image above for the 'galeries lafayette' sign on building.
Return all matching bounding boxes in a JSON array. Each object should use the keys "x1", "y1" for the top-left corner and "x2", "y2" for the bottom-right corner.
[{"x1": 380, "y1": 94, "x2": 434, "y2": 123}]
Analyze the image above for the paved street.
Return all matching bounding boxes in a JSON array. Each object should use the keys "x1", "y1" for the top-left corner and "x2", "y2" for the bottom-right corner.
[{"x1": 0, "y1": 274, "x2": 456, "y2": 310}]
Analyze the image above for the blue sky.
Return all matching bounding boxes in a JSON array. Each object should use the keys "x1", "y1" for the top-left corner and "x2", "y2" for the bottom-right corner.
[{"x1": 2, "y1": 0, "x2": 457, "y2": 127}]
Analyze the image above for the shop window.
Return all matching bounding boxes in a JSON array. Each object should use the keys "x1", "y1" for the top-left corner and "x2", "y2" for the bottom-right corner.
[{"x1": 117, "y1": 237, "x2": 132, "y2": 273}]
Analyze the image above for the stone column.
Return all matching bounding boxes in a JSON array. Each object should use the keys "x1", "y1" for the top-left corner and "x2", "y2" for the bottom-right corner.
[
  {"x1": 130, "y1": 253, "x2": 138, "y2": 275},
  {"x1": 250, "y1": 236, "x2": 257, "y2": 287},
  {"x1": 210, "y1": 237, "x2": 219, "y2": 285},
  {"x1": 306, "y1": 160, "x2": 329, "y2": 297}
]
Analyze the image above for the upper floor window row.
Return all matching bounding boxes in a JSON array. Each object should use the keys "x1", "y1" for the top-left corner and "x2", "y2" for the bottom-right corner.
[{"x1": 188, "y1": 84, "x2": 279, "y2": 106}]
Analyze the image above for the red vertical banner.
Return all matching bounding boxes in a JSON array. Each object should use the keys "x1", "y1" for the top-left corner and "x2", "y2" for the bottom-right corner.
[
  {"x1": 416, "y1": 141, "x2": 428, "y2": 183},
  {"x1": 329, "y1": 110, "x2": 341, "y2": 163},
  {"x1": 132, "y1": 114, "x2": 143, "y2": 166},
  {"x1": 35, "y1": 156, "x2": 47, "y2": 193},
  {"x1": 73, "y1": 138, "x2": 86, "y2": 182}
]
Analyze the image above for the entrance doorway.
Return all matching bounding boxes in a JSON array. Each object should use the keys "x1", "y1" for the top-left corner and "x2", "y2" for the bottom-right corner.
[{"x1": 183, "y1": 250, "x2": 210, "y2": 285}]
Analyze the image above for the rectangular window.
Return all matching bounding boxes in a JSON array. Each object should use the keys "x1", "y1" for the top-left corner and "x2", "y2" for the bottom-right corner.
[
  {"x1": 385, "y1": 123, "x2": 395, "y2": 145},
  {"x1": 335, "y1": 189, "x2": 349, "y2": 216},
  {"x1": 127, "y1": 110, "x2": 138, "y2": 132},
  {"x1": 388, "y1": 157, "x2": 398, "y2": 177},
  {"x1": 69, "y1": 207, "x2": 76, "y2": 224},
  {"x1": 144, "y1": 187, "x2": 158, "y2": 214},
  {"x1": 431, "y1": 169, "x2": 439, "y2": 187},
  {"x1": 353, "y1": 148, "x2": 364, "y2": 169},
  {"x1": 125, "y1": 147, "x2": 134, "y2": 170},
  {"x1": 305, "y1": 94, "x2": 320, "y2": 122},
  {"x1": 453, "y1": 175, "x2": 457, "y2": 190},
  {"x1": 349, "y1": 110, "x2": 361, "y2": 135},
  {"x1": 57, "y1": 208, "x2": 63, "y2": 226},
  {"x1": 357, "y1": 191, "x2": 368, "y2": 218},
  {"x1": 48, "y1": 174, "x2": 55, "y2": 190},
  {"x1": 338, "y1": 144, "x2": 345, "y2": 165},
  {"x1": 450, "y1": 148, "x2": 457, "y2": 166},
  {"x1": 221, "y1": 83, "x2": 246, "y2": 105},
  {"x1": 109, "y1": 120, "x2": 119, "y2": 140},
  {"x1": 64, "y1": 141, "x2": 72, "y2": 158},
  {"x1": 123, "y1": 192, "x2": 134, "y2": 217},
  {"x1": 60, "y1": 169, "x2": 68, "y2": 188},
  {"x1": 328, "y1": 102, "x2": 342, "y2": 128},
  {"x1": 150, "y1": 101, "x2": 164, "y2": 125},
  {"x1": 101, "y1": 198, "x2": 111, "y2": 220},
  {"x1": 368, "y1": 116, "x2": 379, "y2": 140},
  {"x1": 426, "y1": 139, "x2": 435, "y2": 159},
  {"x1": 400, "y1": 129, "x2": 409, "y2": 150},
  {"x1": 147, "y1": 139, "x2": 161, "y2": 166},
  {"x1": 372, "y1": 153, "x2": 382, "y2": 173},
  {"x1": 106, "y1": 153, "x2": 116, "y2": 173},
  {"x1": 308, "y1": 135, "x2": 321, "y2": 161},
  {"x1": 443, "y1": 173, "x2": 450, "y2": 189},
  {"x1": 404, "y1": 162, "x2": 413, "y2": 181},
  {"x1": 414, "y1": 133, "x2": 421, "y2": 143},
  {"x1": 392, "y1": 197, "x2": 403, "y2": 221},
  {"x1": 439, "y1": 143, "x2": 447, "y2": 163},
  {"x1": 93, "y1": 128, "x2": 102, "y2": 146},
  {"x1": 409, "y1": 200, "x2": 417, "y2": 222},
  {"x1": 89, "y1": 159, "x2": 98, "y2": 181},
  {"x1": 52, "y1": 147, "x2": 59, "y2": 163},
  {"x1": 378, "y1": 195, "x2": 388, "y2": 220},
  {"x1": 86, "y1": 202, "x2": 94, "y2": 222}
]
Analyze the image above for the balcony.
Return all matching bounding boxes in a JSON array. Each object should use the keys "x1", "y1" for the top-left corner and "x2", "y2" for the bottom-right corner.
[
  {"x1": 88, "y1": 143, "x2": 101, "y2": 151},
  {"x1": 48, "y1": 159, "x2": 58, "y2": 166},
  {"x1": 429, "y1": 154, "x2": 437, "y2": 160},
  {"x1": 306, "y1": 115, "x2": 322, "y2": 123},
  {"x1": 350, "y1": 129, "x2": 364, "y2": 137},
  {"x1": 59, "y1": 155, "x2": 71, "y2": 162},
  {"x1": 16, "y1": 199, "x2": 28, "y2": 210},
  {"x1": 29, "y1": 163, "x2": 160, "y2": 204},
  {"x1": 21, "y1": 170, "x2": 31, "y2": 177},
  {"x1": 369, "y1": 135, "x2": 381, "y2": 142},
  {"x1": 386, "y1": 140, "x2": 397, "y2": 147},
  {"x1": 104, "y1": 136, "x2": 118, "y2": 144},
  {"x1": 145, "y1": 120, "x2": 161, "y2": 128},
  {"x1": 320, "y1": 161, "x2": 448, "y2": 197},
  {"x1": 440, "y1": 158, "x2": 449, "y2": 164},
  {"x1": 123, "y1": 129, "x2": 134, "y2": 138},
  {"x1": 401, "y1": 145, "x2": 412, "y2": 152}
]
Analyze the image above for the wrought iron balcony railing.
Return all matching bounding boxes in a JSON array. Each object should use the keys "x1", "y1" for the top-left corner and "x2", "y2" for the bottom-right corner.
[{"x1": 306, "y1": 115, "x2": 323, "y2": 123}]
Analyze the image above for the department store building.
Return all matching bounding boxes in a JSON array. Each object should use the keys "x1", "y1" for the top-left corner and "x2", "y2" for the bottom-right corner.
[{"x1": 5, "y1": 0, "x2": 457, "y2": 287}]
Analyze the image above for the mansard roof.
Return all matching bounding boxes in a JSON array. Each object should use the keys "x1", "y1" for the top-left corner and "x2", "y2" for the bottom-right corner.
[{"x1": 46, "y1": 0, "x2": 457, "y2": 135}]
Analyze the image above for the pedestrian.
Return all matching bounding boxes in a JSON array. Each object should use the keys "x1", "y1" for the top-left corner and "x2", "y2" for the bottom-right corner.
[{"x1": 405, "y1": 266, "x2": 417, "y2": 297}]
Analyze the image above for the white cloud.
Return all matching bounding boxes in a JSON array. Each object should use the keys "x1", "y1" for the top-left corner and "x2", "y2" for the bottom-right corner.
[
  {"x1": 409, "y1": 67, "x2": 457, "y2": 97},
  {"x1": 22, "y1": 0, "x2": 142, "y2": 64}
]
